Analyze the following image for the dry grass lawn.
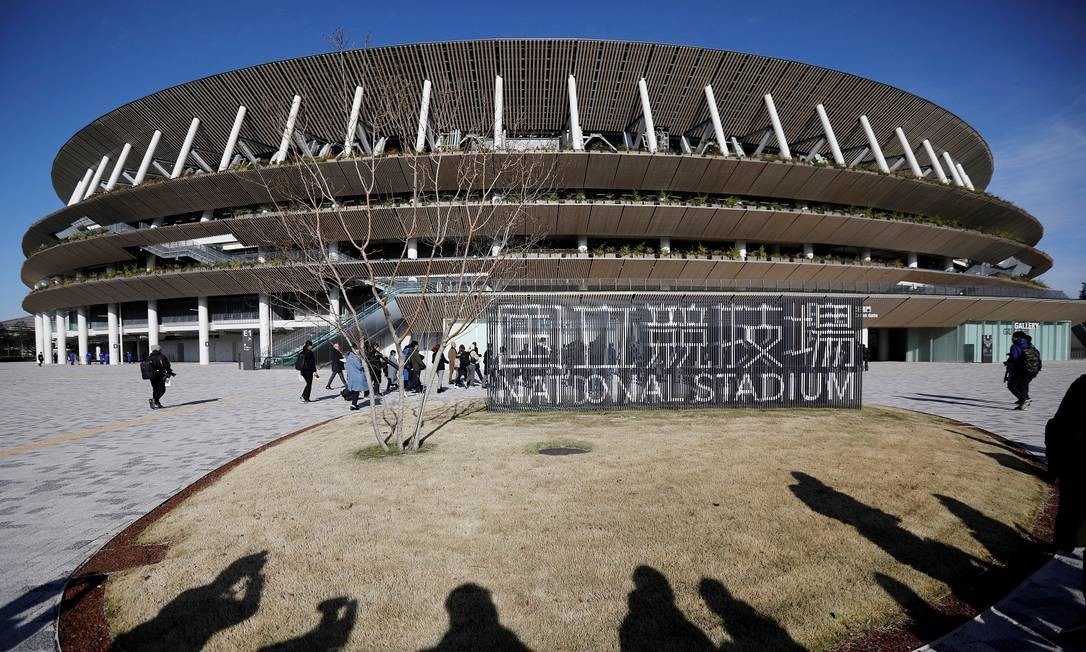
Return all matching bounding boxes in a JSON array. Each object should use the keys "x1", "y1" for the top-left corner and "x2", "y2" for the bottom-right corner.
[{"x1": 105, "y1": 403, "x2": 1047, "y2": 651}]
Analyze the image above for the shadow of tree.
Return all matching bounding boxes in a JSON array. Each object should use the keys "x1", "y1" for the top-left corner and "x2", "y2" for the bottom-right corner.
[
  {"x1": 109, "y1": 551, "x2": 268, "y2": 651},
  {"x1": 698, "y1": 578, "x2": 802, "y2": 651},
  {"x1": 0, "y1": 578, "x2": 68, "y2": 649},
  {"x1": 423, "y1": 583, "x2": 531, "y2": 651},
  {"x1": 619, "y1": 565, "x2": 713, "y2": 651},
  {"x1": 420, "y1": 401, "x2": 485, "y2": 444},
  {"x1": 257, "y1": 597, "x2": 358, "y2": 651}
]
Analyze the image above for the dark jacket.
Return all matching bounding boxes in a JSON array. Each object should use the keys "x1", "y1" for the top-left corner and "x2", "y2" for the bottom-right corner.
[
  {"x1": 148, "y1": 351, "x2": 172, "y2": 380},
  {"x1": 1046, "y1": 374, "x2": 1086, "y2": 481},
  {"x1": 299, "y1": 348, "x2": 317, "y2": 374},
  {"x1": 406, "y1": 349, "x2": 426, "y2": 372},
  {"x1": 329, "y1": 347, "x2": 344, "y2": 372},
  {"x1": 433, "y1": 350, "x2": 446, "y2": 371},
  {"x1": 1006, "y1": 339, "x2": 1037, "y2": 373}
]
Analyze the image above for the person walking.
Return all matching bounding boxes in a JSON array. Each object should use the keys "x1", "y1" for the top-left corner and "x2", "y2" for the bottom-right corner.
[
  {"x1": 1004, "y1": 331, "x2": 1042, "y2": 410},
  {"x1": 447, "y1": 341, "x2": 458, "y2": 385},
  {"x1": 296, "y1": 340, "x2": 318, "y2": 403},
  {"x1": 470, "y1": 343, "x2": 486, "y2": 386},
  {"x1": 37, "y1": 352, "x2": 44, "y2": 366},
  {"x1": 405, "y1": 342, "x2": 426, "y2": 392},
  {"x1": 143, "y1": 345, "x2": 174, "y2": 410},
  {"x1": 862, "y1": 344, "x2": 870, "y2": 371},
  {"x1": 1046, "y1": 374, "x2": 1086, "y2": 642},
  {"x1": 384, "y1": 347, "x2": 399, "y2": 393},
  {"x1": 365, "y1": 342, "x2": 384, "y2": 393},
  {"x1": 432, "y1": 344, "x2": 448, "y2": 393},
  {"x1": 344, "y1": 348, "x2": 370, "y2": 411},
  {"x1": 326, "y1": 342, "x2": 346, "y2": 389}
]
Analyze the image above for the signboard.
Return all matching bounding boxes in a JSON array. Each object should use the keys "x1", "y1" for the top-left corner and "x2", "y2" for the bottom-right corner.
[
  {"x1": 487, "y1": 296, "x2": 862, "y2": 410},
  {"x1": 1013, "y1": 322, "x2": 1039, "y2": 330}
]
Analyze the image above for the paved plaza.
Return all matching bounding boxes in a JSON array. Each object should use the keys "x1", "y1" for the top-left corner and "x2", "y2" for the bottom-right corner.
[{"x1": 0, "y1": 360, "x2": 1084, "y2": 650}]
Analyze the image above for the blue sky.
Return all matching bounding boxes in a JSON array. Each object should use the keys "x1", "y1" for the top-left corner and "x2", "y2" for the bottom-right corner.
[{"x1": 1, "y1": 0, "x2": 1083, "y2": 317}]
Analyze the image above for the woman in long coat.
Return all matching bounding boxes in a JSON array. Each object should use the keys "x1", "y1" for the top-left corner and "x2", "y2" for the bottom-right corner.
[{"x1": 345, "y1": 349, "x2": 370, "y2": 410}]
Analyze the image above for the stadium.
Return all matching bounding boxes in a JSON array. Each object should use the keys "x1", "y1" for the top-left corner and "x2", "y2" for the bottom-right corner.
[{"x1": 22, "y1": 39, "x2": 1086, "y2": 368}]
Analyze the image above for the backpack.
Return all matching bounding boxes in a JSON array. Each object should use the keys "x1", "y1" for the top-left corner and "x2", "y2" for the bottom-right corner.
[
  {"x1": 294, "y1": 353, "x2": 305, "y2": 371},
  {"x1": 1021, "y1": 347, "x2": 1042, "y2": 376},
  {"x1": 140, "y1": 358, "x2": 155, "y2": 380}
]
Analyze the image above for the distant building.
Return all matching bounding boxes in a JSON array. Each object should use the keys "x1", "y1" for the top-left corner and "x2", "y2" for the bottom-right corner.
[{"x1": 21, "y1": 40, "x2": 1086, "y2": 365}]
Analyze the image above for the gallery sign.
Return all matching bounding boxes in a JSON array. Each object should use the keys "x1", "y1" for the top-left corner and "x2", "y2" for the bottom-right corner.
[{"x1": 486, "y1": 295, "x2": 863, "y2": 410}]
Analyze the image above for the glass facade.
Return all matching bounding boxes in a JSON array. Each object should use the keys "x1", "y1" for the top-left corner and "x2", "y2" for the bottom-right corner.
[{"x1": 904, "y1": 321, "x2": 1071, "y2": 363}]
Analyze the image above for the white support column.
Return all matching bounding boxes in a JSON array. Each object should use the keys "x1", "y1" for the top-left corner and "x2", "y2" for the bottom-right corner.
[
  {"x1": 34, "y1": 313, "x2": 43, "y2": 362},
  {"x1": 659, "y1": 237, "x2": 671, "y2": 255},
  {"x1": 955, "y1": 162, "x2": 975, "y2": 190},
  {"x1": 736, "y1": 240, "x2": 747, "y2": 260},
  {"x1": 567, "y1": 74, "x2": 584, "y2": 151},
  {"x1": 763, "y1": 94, "x2": 791, "y2": 160},
  {"x1": 859, "y1": 115, "x2": 889, "y2": 173},
  {"x1": 907, "y1": 252, "x2": 919, "y2": 268},
  {"x1": 803, "y1": 244, "x2": 814, "y2": 259},
  {"x1": 76, "y1": 306, "x2": 88, "y2": 364},
  {"x1": 922, "y1": 139, "x2": 948, "y2": 184},
  {"x1": 69, "y1": 169, "x2": 94, "y2": 205},
  {"x1": 133, "y1": 130, "x2": 162, "y2": 186},
  {"x1": 407, "y1": 237, "x2": 419, "y2": 259},
  {"x1": 258, "y1": 293, "x2": 272, "y2": 362},
  {"x1": 849, "y1": 147, "x2": 870, "y2": 169},
  {"x1": 861, "y1": 327, "x2": 869, "y2": 347},
  {"x1": 171, "y1": 117, "x2": 200, "y2": 178},
  {"x1": 730, "y1": 137, "x2": 746, "y2": 157},
  {"x1": 414, "y1": 81, "x2": 432, "y2": 153},
  {"x1": 577, "y1": 235, "x2": 588, "y2": 254},
  {"x1": 41, "y1": 312, "x2": 52, "y2": 364},
  {"x1": 490, "y1": 243, "x2": 501, "y2": 257},
  {"x1": 815, "y1": 104, "x2": 845, "y2": 165},
  {"x1": 944, "y1": 257, "x2": 956, "y2": 272},
  {"x1": 55, "y1": 310, "x2": 67, "y2": 363},
  {"x1": 107, "y1": 303, "x2": 119, "y2": 365},
  {"x1": 943, "y1": 152, "x2": 965, "y2": 186},
  {"x1": 105, "y1": 143, "x2": 132, "y2": 191},
  {"x1": 894, "y1": 128, "x2": 923, "y2": 178},
  {"x1": 493, "y1": 74, "x2": 504, "y2": 149},
  {"x1": 861, "y1": 248, "x2": 872, "y2": 263},
  {"x1": 147, "y1": 299, "x2": 159, "y2": 349},
  {"x1": 328, "y1": 286, "x2": 340, "y2": 323},
  {"x1": 703, "y1": 85, "x2": 730, "y2": 156},
  {"x1": 272, "y1": 95, "x2": 302, "y2": 163},
  {"x1": 84, "y1": 156, "x2": 110, "y2": 199},
  {"x1": 638, "y1": 78, "x2": 658, "y2": 153},
  {"x1": 218, "y1": 106, "x2": 247, "y2": 171},
  {"x1": 344, "y1": 86, "x2": 364, "y2": 154},
  {"x1": 197, "y1": 296, "x2": 210, "y2": 365}
]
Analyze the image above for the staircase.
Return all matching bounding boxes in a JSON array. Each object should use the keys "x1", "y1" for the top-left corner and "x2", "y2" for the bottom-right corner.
[{"x1": 108, "y1": 224, "x2": 234, "y2": 265}]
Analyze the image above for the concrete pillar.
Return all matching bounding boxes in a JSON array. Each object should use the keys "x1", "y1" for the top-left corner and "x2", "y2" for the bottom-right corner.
[
  {"x1": 736, "y1": 240, "x2": 747, "y2": 260},
  {"x1": 55, "y1": 310, "x2": 67, "y2": 363},
  {"x1": 659, "y1": 237, "x2": 671, "y2": 255},
  {"x1": 907, "y1": 252, "x2": 919, "y2": 268},
  {"x1": 407, "y1": 238, "x2": 418, "y2": 260},
  {"x1": 147, "y1": 299, "x2": 159, "y2": 349},
  {"x1": 922, "y1": 139, "x2": 948, "y2": 184},
  {"x1": 861, "y1": 327, "x2": 869, "y2": 346},
  {"x1": 344, "y1": 87, "x2": 364, "y2": 153},
  {"x1": 171, "y1": 117, "x2": 201, "y2": 178},
  {"x1": 414, "y1": 82, "x2": 431, "y2": 153},
  {"x1": 258, "y1": 293, "x2": 272, "y2": 362},
  {"x1": 763, "y1": 94, "x2": 791, "y2": 159},
  {"x1": 878, "y1": 329, "x2": 890, "y2": 361},
  {"x1": 199, "y1": 209, "x2": 213, "y2": 222},
  {"x1": 41, "y1": 312, "x2": 53, "y2": 364},
  {"x1": 703, "y1": 85, "x2": 729, "y2": 156},
  {"x1": 219, "y1": 106, "x2": 247, "y2": 171},
  {"x1": 105, "y1": 143, "x2": 132, "y2": 190},
  {"x1": 955, "y1": 162, "x2": 975, "y2": 190},
  {"x1": 944, "y1": 257, "x2": 955, "y2": 272},
  {"x1": 107, "y1": 303, "x2": 119, "y2": 365},
  {"x1": 493, "y1": 74, "x2": 504, "y2": 149},
  {"x1": 84, "y1": 156, "x2": 110, "y2": 199},
  {"x1": 328, "y1": 286, "x2": 341, "y2": 322},
  {"x1": 568, "y1": 74, "x2": 584, "y2": 151},
  {"x1": 638, "y1": 78, "x2": 658, "y2": 153},
  {"x1": 34, "y1": 313, "x2": 43, "y2": 362},
  {"x1": 197, "y1": 296, "x2": 210, "y2": 365},
  {"x1": 894, "y1": 128, "x2": 923, "y2": 178},
  {"x1": 815, "y1": 104, "x2": 845, "y2": 165},
  {"x1": 859, "y1": 115, "x2": 889, "y2": 173},
  {"x1": 861, "y1": 248, "x2": 872, "y2": 263},
  {"x1": 133, "y1": 130, "x2": 162, "y2": 186},
  {"x1": 577, "y1": 235, "x2": 588, "y2": 254},
  {"x1": 77, "y1": 307, "x2": 88, "y2": 365},
  {"x1": 943, "y1": 152, "x2": 965, "y2": 187},
  {"x1": 490, "y1": 243, "x2": 501, "y2": 257},
  {"x1": 803, "y1": 244, "x2": 814, "y2": 259}
]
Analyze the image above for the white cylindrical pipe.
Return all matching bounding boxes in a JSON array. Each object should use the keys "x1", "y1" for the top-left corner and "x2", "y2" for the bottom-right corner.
[
  {"x1": 197, "y1": 296, "x2": 210, "y2": 365},
  {"x1": 859, "y1": 115, "x2": 889, "y2": 173},
  {"x1": 105, "y1": 143, "x2": 132, "y2": 191},
  {"x1": 956, "y1": 163, "x2": 975, "y2": 190},
  {"x1": 41, "y1": 312, "x2": 53, "y2": 364},
  {"x1": 703, "y1": 85, "x2": 729, "y2": 156},
  {"x1": 816, "y1": 104, "x2": 845, "y2": 165},
  {"x1": 907, "y1": 252, "x2": 919, "y2": 268},
  {"x1": 803, "y1": 244, "x2": 814, "y2": 259},
  {"x1": 77, "y1": 307, "x2": 88, "y2": 364},
  {"x1": 944, "y1": 257, "x2": 956, "y2": 272},
  {"x1": 922, "y1": 139, "x2": 948, "y2": 183},
  {"x1": 638, "y1": 78, "x2": 658, "y2": 153},
  {"x1": 763, "y1": 94, "x2": 791, "y2": 160},
  {"x1": 67, "y1": 174, "x2": 89, "y2": 206},
  {"x1": 34, "y1": 313, "x2": 44, "y2": 362},
  {"x1": 273, "y1": 95, "x2": 302, "y2": 163},
  {"x1": 578, "y1": 235, "x2": 588, "y2": 254},
  {"x1": 407, "y1": 237, "x2": 418, "y2": 260},
  {"x1": 861, "y1": 248, "x2": 872, "y2": 262},
  {"x1": 659, "y1": 237, "x2": 671, "y2": 254},
  {"x1": 414, "y1": 82, "x2": 431, "y2": 153},
  {"x1": 736, "y1": 240, "x2": 747, "y2": 260},
  {"x1": 258, "y1": 293, "x2": 272, "y2": 362},
  {"x1": 107, "y1": 303, "x2": 119, "y2": 365},
  {"x1": 491, "y1": 243, "x2": 501, "y2": 257},
  {"x1": 328, "y1": 286, "x2": 340, "y2": 322},
  {"x1": 218, "y1": 106, "x2": 247, "y2": 171},
  {"x1": 147, "y1": 299, "x2": 159, "y2": 349},
  {"x1": 568, "y1": 74, "x2": 583, "y2": 151},
  {"x1": 70, "y1": 168, "x2": 94, "y2": 205},
  {"x1": 171, "y1": 117, "x2": 201, "y2": 178},
  {"x1": 54, "y1": 310, "x2": 67, "y2": 363},
  {"x1": 943, "y1": 152, "x2": 964, "y2": 186},
  {"x1": 84, "y1": 156, "x2": 110, "y2": 199},
  {"x1": 493, "y1": 75, "x2": 504, "y2": 149},
  {"x1": 344, "y1": 86, "x2": 364, "y2": 154},
  {"x1": 894, "y1": 128, "x2": 923, "y2": 178},
  {"x1": 133, "y1": 130, "x2": 162, "y2": 186}
]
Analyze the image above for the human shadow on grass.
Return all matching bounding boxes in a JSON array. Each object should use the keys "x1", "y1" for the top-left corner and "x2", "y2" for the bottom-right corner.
[
  {"x1": 423, "y1": 583, "x2": 531, "y2": 651},
  {"x1": 946, "y1": 429, "x2": 1045, "y2": 458},
  {"x1": 109, "y1": 551, "x2": 267, "y2": 651},
  {"x1": 872, "y1": 572, "x2": 956, "y2": 641},
  {"x1": 935, "y1": 494, "x2": 1041, "y2": 561},
  {"x1": 257, "y1": 597, "x2": 358, "y2": 651},
  {"x1": 981, "y1": 451, "x2": 1047, "y2": 480},
  {"x1": 698, "y1": 577, "x2": 803, "y2": 651}
]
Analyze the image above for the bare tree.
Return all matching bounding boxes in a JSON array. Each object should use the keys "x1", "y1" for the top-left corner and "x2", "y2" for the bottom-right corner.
[{"x1": 248, "y1": 30, "x2": 555, "y2": 451}]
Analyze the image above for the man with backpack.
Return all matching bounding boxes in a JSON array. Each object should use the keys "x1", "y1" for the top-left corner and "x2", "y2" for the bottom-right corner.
[
  {"x1": 295, "y1": 340, "x2": 318, "y2": 403},
  {"x1": 141, "y1": 345, "x2": 174, "y2": 409},
  {"x1": 1004, "y1": 331, "x2": 1042, "y2": 410}
]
